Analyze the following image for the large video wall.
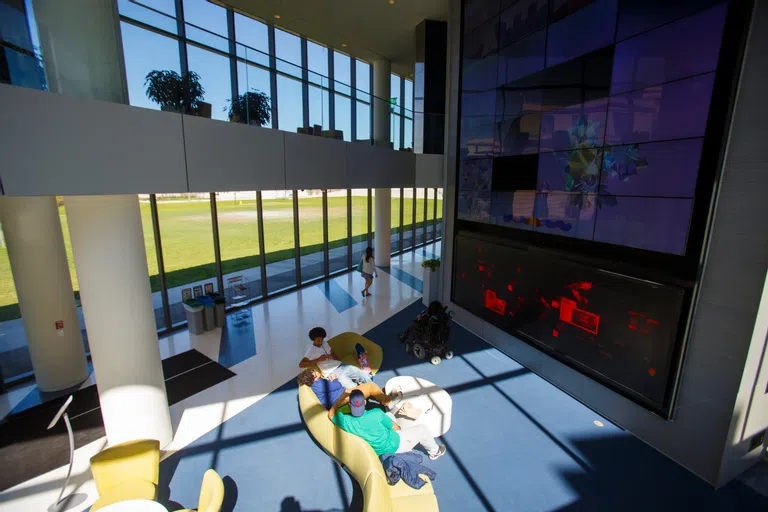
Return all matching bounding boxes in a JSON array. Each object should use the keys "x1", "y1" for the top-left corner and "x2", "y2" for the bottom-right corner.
[
  {"x1": 459, "y1": 0, "x2": 730, "y2": 255},
  {"x1": 455, "y1": 0, "x2": 746, "y2": 415}
]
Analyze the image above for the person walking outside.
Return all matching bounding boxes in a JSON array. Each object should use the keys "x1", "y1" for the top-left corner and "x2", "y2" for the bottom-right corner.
[{"x1": 360, "y1": 246, "x2": 378, "y2": 297}]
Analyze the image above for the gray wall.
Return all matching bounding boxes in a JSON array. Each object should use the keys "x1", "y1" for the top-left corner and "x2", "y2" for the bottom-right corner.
[
  {"x1": 0, "y1": 84, "x2": 444, "y2": 195},
  {"x1": 440, "y1": 0, "x2": 767, "y2": 487}
]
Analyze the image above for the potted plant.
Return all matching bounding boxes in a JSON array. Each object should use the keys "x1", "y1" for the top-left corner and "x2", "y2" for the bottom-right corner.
[
  {"x1": 421, "y1": 258, "x2": 441, "y2": 306},
  {"x1": 225, "y1": 89, "x2": 271, "y2": 126},
  {"x1": 144, "y1": 70, "x2": 209, "y2": 116}
]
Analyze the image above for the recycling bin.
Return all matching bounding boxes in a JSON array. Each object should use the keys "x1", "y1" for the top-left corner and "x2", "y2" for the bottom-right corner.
[{"x1": 183, "y1": 299, "x2": 204, "y2": 335}]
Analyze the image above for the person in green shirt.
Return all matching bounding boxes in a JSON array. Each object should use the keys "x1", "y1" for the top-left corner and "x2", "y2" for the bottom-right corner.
[{"x1": 331, "y1": 389, "x2": 447, "y2": 460}]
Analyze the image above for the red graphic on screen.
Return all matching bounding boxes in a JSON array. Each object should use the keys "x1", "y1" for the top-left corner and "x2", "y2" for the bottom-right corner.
[
  {"x1": 567, "y1": 281, "x2": 593, "y2": 307},
  {"x1": 648, "y1": 367, "x2": 657, "y2": 377},
  {"x1": 484, "y1": 289, "x2": 506, "y2": 316},
  {"x1": 628, "y1": 311, "x2": 660, "y2": 336},
  {"x1": 558, "y1": 297, "x2": 600, "y2": 335}
]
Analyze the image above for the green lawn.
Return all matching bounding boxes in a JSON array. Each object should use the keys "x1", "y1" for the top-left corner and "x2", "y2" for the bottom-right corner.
[{"x1": 0, "y1": 195, "x2": 442, "y2": 321}]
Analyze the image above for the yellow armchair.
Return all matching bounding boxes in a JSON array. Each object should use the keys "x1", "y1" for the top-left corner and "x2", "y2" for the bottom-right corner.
[
  {"x1": 89, "y1": 439, "x2": 160, "y2": 511},
  {"x1": 176, "y1": 469, "x2": 225, "y2": 512}
]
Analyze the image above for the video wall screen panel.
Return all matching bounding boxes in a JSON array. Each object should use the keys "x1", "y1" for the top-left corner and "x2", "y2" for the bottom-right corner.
[
  {"x1": 452, "y1": 233, "x2": 687, "y2": 414},
  {"x1": 458, "y1": 1, "x2": 732, "y2": 257}
]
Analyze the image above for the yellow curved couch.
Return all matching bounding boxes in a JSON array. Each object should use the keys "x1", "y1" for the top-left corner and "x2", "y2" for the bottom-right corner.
[
  {"x1": 89, "y1": 439, "x2": 160, "y2": 511},
  {"x1": 327, "y1": 332, "x2": 383, "y2": 374},
  {"x1": 299, "y1": 333, "x2": 438, "y2": 512}
]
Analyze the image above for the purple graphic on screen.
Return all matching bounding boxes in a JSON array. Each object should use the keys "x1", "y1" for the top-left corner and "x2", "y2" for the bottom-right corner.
[
  {"x1": 610, "y1": 4, "x2": 726, "y2": 95},
  {"x1": 601, "y1": 139, "x2": 704, "y2": 197},
  {"x1": 534, "y1": 192, "x2": 596, "y2": 240},
  {"x1": 540, "y1": 97, "x2": 607, "y2": 152},
  {"x1": 497, "y1": 113, "x2": 542, "y2": 156},
  {"x1": 593, "y1": 197, "x2": 693, "y2": 255},
  {"x1": 538, "y1": 150, "x2": 603, "y2": 194},
  {"x1": 459, "y1": 158, "x2": 493, "y2": 192},
  {"x1": 545, "y1": 0, "x2": 618, "y2": 67},
  {"x1": 491, "y1": 190, "x2": 535, "y2": 228},
  {"x1": 605, "y1": 73, "x2": 715, "y2": 145}
]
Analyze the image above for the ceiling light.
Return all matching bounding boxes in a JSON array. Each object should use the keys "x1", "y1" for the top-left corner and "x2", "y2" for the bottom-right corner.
[
  {"x1": 389, "y1": 0, "x2": 395, "y2": 4},
  {"x1": 593, "y1": 420, "x2": 604, "y2": 427},
  {"x1": 341, "y1": 43, "x2": 348, "y2": 47},
  {"x1": 274, "y1": 14, "x2": 281, "y2": 19}
]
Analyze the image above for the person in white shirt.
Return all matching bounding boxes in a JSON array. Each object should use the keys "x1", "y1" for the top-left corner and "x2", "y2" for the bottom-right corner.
[
  {"x1": 360, "y1": 246, "x2": 378, "y2": 297},
  {"x1": 299, "y1": 327, "x2": 371, "y2": 389}
]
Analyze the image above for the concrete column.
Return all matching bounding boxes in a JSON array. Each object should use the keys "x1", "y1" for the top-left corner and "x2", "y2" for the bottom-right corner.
[
  {"x1": 0, "y1": 197, "x2": 88, "y2": 391},
  {"x1": 32, "y1": 0, "x2": 128, "y2": 103},
  {"x1": 374, "y1": 189, "x2": 391, "y2": 266},
  {"x1": 33, "y1": 1, "x2": 172, "y2": 447},
  {"x1": 66, "y1": 195, "x2": 172, "y2": 447},
  {"x1": 373, "y1": 59, "x2": 392, "y2": 148}
]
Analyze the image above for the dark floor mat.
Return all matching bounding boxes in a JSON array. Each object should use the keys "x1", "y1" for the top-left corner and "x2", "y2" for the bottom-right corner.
[{"x1": 0, "y1": 349, "x2": 235, "y2": 492}]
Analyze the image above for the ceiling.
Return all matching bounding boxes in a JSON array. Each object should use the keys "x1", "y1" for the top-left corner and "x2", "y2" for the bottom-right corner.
[{"x1": 214, "y1": 0, "x2": 448, "y2": 77}]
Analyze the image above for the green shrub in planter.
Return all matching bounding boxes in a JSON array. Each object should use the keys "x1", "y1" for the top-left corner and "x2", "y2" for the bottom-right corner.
[
  {"x1": 422, "y1": 259, "x2": 440, "y2": 272},
  {"x1": 144, "y1": 70, "x2": 205, "y2": 114},
  {"x1": 225, "y1": 89, "x2": 271, "y2": 126}
]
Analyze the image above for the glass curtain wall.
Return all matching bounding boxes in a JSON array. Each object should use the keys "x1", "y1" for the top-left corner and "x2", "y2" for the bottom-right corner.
[
  {"x1": 298, "y1": 189, "x2": 326, "y2": 283},
  {"x1": 355, "y1": 60, "x2": 371, "y2": 142},
  {"x1": 426, "y1": 188, "x2": 435, "y2": 242},
  {"x1": 414, "y1": 188, "x2": 426, "y2": 246},
  {"x1": 390, "y1": 73, "x2": 401, "y2": 149},
  {"x1": 215, "y1": 191, "x2": 263, "y2": 306},
  {"x1": 402, "y1": 188, "x2": 415, "y2": 250},
  {"x1": 328, "y1": 189, "x2": 349, "y2": 273},
  {"x1": 262, "y1": 190, "x2": 297, "y2": 294},
  {"x1": 391, "y1": 188, "x2": 402, "y2": 254},
  {"x1": 156, "y1": 194, "x2": 218, "y2": 326},
  {"x1": 436, "y1": 188, "x2": 444, "y2": 239},
  {"x1": 351, "y1": 189, "x2": 369, "y2": 266},
  {"x1": 0, "y1": 224, "x2": 30, "y2": 381},
  {"x1": 307, "y1": 41, "x2": 330, "y2": 130}
]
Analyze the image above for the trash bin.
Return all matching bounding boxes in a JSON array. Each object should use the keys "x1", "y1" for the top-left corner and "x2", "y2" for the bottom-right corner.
[
  {"x1": 198, "y1": 295, "x2": 215, "y2": 331},
  {"x1": 209, "y1": 293, "x2": 226, "y2": 328},
  {"x1": 183, "y1": 299, "x2": 204, "y2": 335}
]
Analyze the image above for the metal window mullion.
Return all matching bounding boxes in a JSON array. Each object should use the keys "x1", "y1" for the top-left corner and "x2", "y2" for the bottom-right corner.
[
  {"x1": 210, "y1": 193, "x2": 224, "y2": 294},
  {"x1": 411, "y1": 188, "x2": 416, "y2": 249},
  {"x1": 328, "y1": 50, "x2": 335, "y2": 131},
  {"x1": 293, "y1": 190, "x2": 301, "y2": 285},
  {"x1": 399, "y1": 188, "x2": 404, "y2": 254},
  {"x1": 351, "y1": 59, "x2": 357, "y2": 140},
  {"x1": 227, "y1": 10, "x2": 238, "y2": 103},
  {"x1": 150, "y1": 194, "x2": 172, "y2": 331},
  {"x1": 174, "y1": 0, "x2": 189, "y2": 73},
  {"x1": 347, "y1": 189, "x2": 353, "y2": 269},
  {"x1": 268, "y1": 25, "x2": 279, "y2": 129},
  {"x1": 322, "y1": 190, "x2": 329, "y2": 276},
  {"x1": 256, "y1": 191, "x2": 268, "y2": 298},
  {"x1": 422, "y1": 188, "x2": 428, "y2": 247},
  {"x1": 402, "y1": 80, "x2": 407, "y2": 148},
  {"x1": 301, "y1": 38, "x2": 309, "y2": 129},
  {"x1": 367, "y1": 189, "x2": 372, "y2": 247}
]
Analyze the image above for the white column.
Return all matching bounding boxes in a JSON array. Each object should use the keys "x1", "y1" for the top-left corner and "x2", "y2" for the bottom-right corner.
[
  {"x1": 0, "y1": 197, "x2": 88, "y2": 391},
  {"x1": 373, "y1": 59, "x2": 392, "y2": 148},
  {"x1": 66, "y1": 195, "x2": 172, "y2": 447},
  {"x1": 374, "y1": 189, "x2": 392, "y2": 266}
]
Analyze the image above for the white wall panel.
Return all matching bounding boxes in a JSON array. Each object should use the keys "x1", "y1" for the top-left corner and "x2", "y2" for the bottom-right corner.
[
  {"x1": 415, "y1": 154, "x2": 444, "y2": 188},
  {"x1": 0, "y1": 84, "x2": 187, "y2": 195},
  {"x1": 346, "y1": 143, "x2": 415, "y2": 188},
  {"x1": 284, "y1": 132, "x2": 346, "y2": 189},
  {"x1": 183, "y1": 115, "x2": 286, "y2": 192}
]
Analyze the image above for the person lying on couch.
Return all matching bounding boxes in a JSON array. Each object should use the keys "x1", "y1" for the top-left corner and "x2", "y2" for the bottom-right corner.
[
  {"x1": 296, "y1": 368, "x2": 402, "y2": 419},
  {"x1": 299, "y1": 327, "x2": 371, "y2": 389},
  {"x1": 332, "y1": 390, "x2": 446, "y2": 461}
]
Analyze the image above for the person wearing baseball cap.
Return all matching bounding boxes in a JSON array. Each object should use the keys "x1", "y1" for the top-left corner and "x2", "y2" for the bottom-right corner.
[{"x1": 331, "y1": 390, "x2": 446, "y2": 460}]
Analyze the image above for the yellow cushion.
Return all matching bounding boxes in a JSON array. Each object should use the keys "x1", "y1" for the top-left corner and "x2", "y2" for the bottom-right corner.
[
  {"x1": 363, "y1": 473, "x2": 394, "y2": 512},
  {"x1": 89, "y1": 479, "x2": 157, "y2": 511},
  {"x1": 388, "y1": 476, "x2": 435, "y2": 501},
  {"x1": 198, "y1": 469, "x2": 225, "y2": 512},
  {"x1": 328, "y1": 332, "x2": 383, "y2": 375},
  {"x1": 392, "y1": 492, "x2": 440, "y2": 511},
  {"x1": 90, "y1": 439, "x2": 160, "y2": 497}
]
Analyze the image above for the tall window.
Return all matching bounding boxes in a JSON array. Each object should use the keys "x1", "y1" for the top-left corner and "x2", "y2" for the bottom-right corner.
[
  {"x1": 237, "y1": 62, "x2": 272, "y2": 127},
  {"x1": 182, "y1": 0, "x2": 228, "y2": 52},
  {"x1": 351, "y1": 189, "x2": 369, "y2": 266},
  {"x1": 327, "y1": 189, "x2": 348, "y2": 274},
  {"x1": 415, "y1": 188, "x2": 425, "y2": 246},
  {"x1": 216, "y1": 191, "x2": 262, "y2": 306},
  {"x1": 274, "y1": 28, "x2": 301, "y2": 78},
  {"x1": 402, "y1": 188, "x2": 415, "y2": 250},
  {"x1": 391, "y1": 188, "x2": 402, "y2": 254},
  {"x1": 140, "y1": 197, "x2": 165, "y2": 330},
  {"x1": 404, "y1": 79, "x2": 414, "y2": 149},
  {"x1": 355, "y1": 60, "x2": 371, "y2": 142},
  {"x1": 156, "y1": 194, "x2": 218, "y2": 326},
  {"x1": 298, "y1": 190, "x2": 326, "y2": 283},
  {"x1": 187, "y1": 44, "x2": 231, "y2": 121},
  {"x1": 118, "y1": 0, "x2": 177, "y2": 33},
  {"x1": 426, "y1": 188, "x2": 435, "y2": 242},
  {"x1": 436, "y1": 188, "x2": 444, "y2": 239},
  {"x1": 307, "y1": 41, "x2": 330, "y2": 130},
  {"x1": 0, "y1": 223, "x2": 31, "y2": 380},
  {"x1": 277, "y1": 75, "x2": 304, "y2": 133},
  {"x1": 234, "y1": 13, "x2": 269, "y2": 66},
  {"x1": 390, "y1": 74, "x2": 402, "y2": 149},
  {"x1": 120, "y1": 22, "x2": 181, "y2": 110},
  {"x1": 334, "y1": 51, "x2": 352, "y2": 141},
  {"x1": 262, "y1": 190, "x2": 297, "y2": 294}
]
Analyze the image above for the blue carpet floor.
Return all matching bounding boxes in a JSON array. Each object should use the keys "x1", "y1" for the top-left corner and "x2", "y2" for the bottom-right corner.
[{"x1": 157, "y1": 300, "x2": 768, "y2": 511}]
